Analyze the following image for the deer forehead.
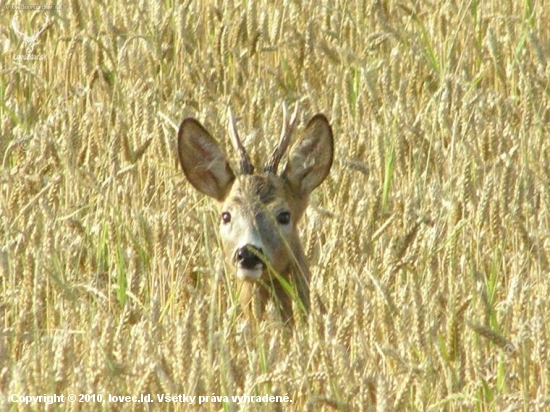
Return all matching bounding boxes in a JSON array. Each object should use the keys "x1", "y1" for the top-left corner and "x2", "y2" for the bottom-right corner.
[{"x1": 222, "y1": 174, "x2": 289, "y2": 211}]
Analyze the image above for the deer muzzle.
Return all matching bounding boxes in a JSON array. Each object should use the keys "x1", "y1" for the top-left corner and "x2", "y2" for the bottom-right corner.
[{"x1": 234, "y1": 245, "x2": 265, "y2": 280}]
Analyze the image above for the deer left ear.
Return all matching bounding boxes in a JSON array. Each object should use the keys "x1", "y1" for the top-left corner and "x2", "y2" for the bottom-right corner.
[
  {"x1": 283, "y1": 114, "x2": 334, "y2": 196},
  {"x1": 178, "y1": 118, "x2": 235, "y2": 201}
]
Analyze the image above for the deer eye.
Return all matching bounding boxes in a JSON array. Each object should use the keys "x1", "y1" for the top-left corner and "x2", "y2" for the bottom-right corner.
[
  {"x1": 221, "y1": 212, "x2": 231, "y2": 224},
  {"x1": 277, "y1": 211, "x2": 291, "y2": 225}
]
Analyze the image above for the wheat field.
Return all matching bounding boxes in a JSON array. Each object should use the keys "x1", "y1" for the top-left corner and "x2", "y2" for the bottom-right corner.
[{"x1": 1, "y1": 1, "x2": 549, "y2": 411}]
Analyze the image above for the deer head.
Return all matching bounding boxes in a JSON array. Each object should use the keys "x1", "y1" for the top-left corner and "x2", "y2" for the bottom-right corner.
[
  {"x1": 11, "y1": 13, "x2": 49, "y2": 55},
  {"x1": 177, "y1": 105, "x2": 333, "y2": 322}
]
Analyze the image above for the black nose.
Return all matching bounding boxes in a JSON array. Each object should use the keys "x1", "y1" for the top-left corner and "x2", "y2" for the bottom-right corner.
[{"x1": 235, "y1": 245, "x2": 264, "y2": 268}]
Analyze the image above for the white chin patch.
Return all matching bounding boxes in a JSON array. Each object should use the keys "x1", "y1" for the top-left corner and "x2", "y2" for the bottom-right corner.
[{"x1": 236, "y1": 266, "x2": 263, "y2": 280}]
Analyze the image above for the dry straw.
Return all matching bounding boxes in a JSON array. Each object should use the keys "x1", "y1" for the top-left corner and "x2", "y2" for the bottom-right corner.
[{"x1": 1, "y1": 1, "x2": 550, "y2": 410}]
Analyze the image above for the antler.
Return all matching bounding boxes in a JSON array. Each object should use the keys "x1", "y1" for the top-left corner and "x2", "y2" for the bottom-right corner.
[
  {"x1": 11, "y1": 13, "x2": 26, "y2": 38},
  {"x1": 227, "y1": 107, "x2": 254, "y2": 175},
  {"x1": 11, "y1": 13, "x2": 49, "y2": 41},
  {"x1": 264, "y1": 102, "x2": 299, "y2": 174},
  {"x1": 32, "y1": 15, "x2": 50, "y2": 40}
]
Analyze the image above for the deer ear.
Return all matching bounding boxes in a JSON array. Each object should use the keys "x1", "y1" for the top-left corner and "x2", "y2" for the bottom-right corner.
[
  {"x1": 283, "y1": 114, "x2": 334, "y2": 197},
  {"x1": 178, "y1": 118, "x2": 235, "y2": 201}
]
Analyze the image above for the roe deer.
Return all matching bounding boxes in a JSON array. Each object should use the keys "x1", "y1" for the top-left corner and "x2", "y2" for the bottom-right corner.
[{"x1": 177, "y1": 105, "x2": 333, "y2": 322}]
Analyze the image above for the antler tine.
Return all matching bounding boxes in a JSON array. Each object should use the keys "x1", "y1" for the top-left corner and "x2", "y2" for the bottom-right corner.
[
  {"x1": 227, "y1": 107, "x2": 254, "y2": 175},
  {"x1": 264, "y1": 102, "x2": 299, "y2": 173}
]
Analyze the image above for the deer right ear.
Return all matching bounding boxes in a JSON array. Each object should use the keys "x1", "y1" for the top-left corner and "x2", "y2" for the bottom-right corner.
[
  {"x1": 178, "y1": 118, "x2": 235, "y2": 201},
  {"x1": 283, "y1": 114, "x2": 334, "y2": 197}
]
